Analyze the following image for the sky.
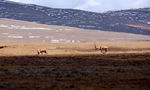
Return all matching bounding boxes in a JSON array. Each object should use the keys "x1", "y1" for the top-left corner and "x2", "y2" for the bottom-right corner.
[{"x1": 9, "y1": 0, "x2": 150, "y2": 12}]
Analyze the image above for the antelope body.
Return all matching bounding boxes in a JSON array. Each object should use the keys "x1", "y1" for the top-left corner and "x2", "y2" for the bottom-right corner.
[
  {"x1": 94, "y1": 44, "x2": 108, "y2": 54},
  {"x1": 99, "y1": 46, "x2": 108, "y2": 54},
  {"x1": 37, "y1": 49, "x2": 47, "y2": 55}
]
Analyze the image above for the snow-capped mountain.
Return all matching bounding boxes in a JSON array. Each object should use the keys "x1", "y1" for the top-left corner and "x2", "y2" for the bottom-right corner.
[{"x1": 0, "y1": 0, "x2": 150, "y2": 35}]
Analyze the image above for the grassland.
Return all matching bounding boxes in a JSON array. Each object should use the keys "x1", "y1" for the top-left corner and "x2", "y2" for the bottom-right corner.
[
  {"x1": 0, "y1": 41, "x2": 150, "y2": 56},
  {"x1": 0, "y1": 42, "x2": 150, "y2": 89}
]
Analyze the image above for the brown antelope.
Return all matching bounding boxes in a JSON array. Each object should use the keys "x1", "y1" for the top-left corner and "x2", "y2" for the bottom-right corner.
[
  {"x1": 94, "y1": 43, "x2": 108, "y2": 54},
  {"x1": 37, "y1": 49, "x2": 47, "y2": 55},
  {"x1": 99, "y1": 46, "x2": 108, "y2": 54}
]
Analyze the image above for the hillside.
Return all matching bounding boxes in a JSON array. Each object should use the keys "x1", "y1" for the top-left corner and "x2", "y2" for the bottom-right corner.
[
  {"x1": 0, "y1": 0, "x2": 150, "y2": 35},
  {"x1": 1, "y1": 18, "x2": 150, "y2": 42}
]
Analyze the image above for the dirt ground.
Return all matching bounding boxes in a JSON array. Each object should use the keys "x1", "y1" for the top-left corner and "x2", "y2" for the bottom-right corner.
[{"x1": 0, "y1": 42, "x2": 150, "y2": 89}]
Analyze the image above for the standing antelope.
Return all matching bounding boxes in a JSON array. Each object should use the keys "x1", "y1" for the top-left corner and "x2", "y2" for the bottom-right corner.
[
  {"x1": 37, "y1": 49, "x2": 47, "y2": 55},
  {"x1": 99, "y1": 46, "x2": 108, "y2": 54},
  {"x1": 94, "y1": 43, "x2": 108, "y2": 54}
]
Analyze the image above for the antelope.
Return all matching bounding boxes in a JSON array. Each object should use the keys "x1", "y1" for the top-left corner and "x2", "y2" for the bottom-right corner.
[
  {"x1": 99, "y1": 46, "x2": 108, "y2": 54},
  {"x1": 94, "y1": 43, "x2": 108, "y2": 54},
  {"x1": 37, "y1": 49, "x2": 47, "y2": 55}
]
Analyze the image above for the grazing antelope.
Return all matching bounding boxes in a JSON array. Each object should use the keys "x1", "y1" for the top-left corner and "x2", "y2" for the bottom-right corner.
[
  {"x1": 99, "y1": 46, "x2": 108, "y2": 54},
  {"x1": 37, "y1": 49, "x2": 47, "y2": 55}
]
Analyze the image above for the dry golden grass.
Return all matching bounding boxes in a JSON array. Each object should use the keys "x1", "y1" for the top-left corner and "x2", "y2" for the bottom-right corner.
[{"x1": 0, "y1": 41, "x2": 150, "y2": 56}]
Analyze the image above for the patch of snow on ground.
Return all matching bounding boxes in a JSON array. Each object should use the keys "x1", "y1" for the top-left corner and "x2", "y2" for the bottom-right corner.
[
  {"x1": 59, "y1": 39, "x2": 71, "y2": 43},
  {"x1": 51, "y1": 39, "x2": 79, "y2": 43},
  {"x1": 0, "y1": 24, "x2": 53, "y2": 30},
  {"x1": 21, "y1": 27, "x2": 52, "y2": 30},
  {"x1": 0, "y1": 24, "x2": 8, "y2": 28},
  {"x1": 71, "y1": 40, "x2": 75, "y2": 43},
  {"x1": 51, "y1": 40, "x2": 59, "y2": 43},
  {"x1": 65, "y1": 29, "x2": 72, "y2": 31},
  {"x1": 8, "y1": 35, "x2": 24, "y2": 39},
  {"x1": 29, "y1": 36, "x2": 40, "y2": 39},
  {"x1": 9, "y1": 25, "x2": 20, "y2": 29}
]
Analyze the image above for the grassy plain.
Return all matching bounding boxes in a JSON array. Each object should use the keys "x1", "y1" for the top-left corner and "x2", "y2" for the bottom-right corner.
[
  {"x1": 0, "y1": 41, "x2": 150, "y2": 56},
  {"x1": 0, "y1": 41, "x2": 150, "y2": 89}
]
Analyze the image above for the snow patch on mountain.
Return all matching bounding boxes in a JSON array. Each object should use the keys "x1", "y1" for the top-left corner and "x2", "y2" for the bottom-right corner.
[{"x1": 147, "y1": 22, "x2": 150, "y2": 24}]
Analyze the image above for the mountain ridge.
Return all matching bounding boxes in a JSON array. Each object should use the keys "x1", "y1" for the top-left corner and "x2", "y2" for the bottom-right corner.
[{"x1": 0, "y1": 0, "x2": 150, "y2": 35}]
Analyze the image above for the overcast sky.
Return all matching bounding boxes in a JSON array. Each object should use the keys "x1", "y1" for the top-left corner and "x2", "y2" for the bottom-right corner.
[{"x1": 9, "y1": 0, "x2": 150, "y2": 12}]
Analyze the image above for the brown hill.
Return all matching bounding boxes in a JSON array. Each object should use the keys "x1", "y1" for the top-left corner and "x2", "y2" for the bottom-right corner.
[{"x1": 0, "y1": 18, "x2": 150, "y2": 42}]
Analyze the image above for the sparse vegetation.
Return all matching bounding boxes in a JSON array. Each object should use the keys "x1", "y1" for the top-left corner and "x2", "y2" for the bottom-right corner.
[
  {"x1": 0, "y1": 42, "x2": 150, "y2": 89},
  {"x1": 0, "y1": 41, "x2": 150, "y2": 56},
  {"x1": 0, "y1": 53, "x2": 150, "y2": 89}
]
